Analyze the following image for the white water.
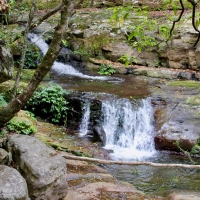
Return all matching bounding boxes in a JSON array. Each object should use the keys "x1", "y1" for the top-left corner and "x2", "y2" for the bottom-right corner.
[
  {"x1": 102, "y1": 97, "x2": 156, "y2": 160},
  {"x1": 79, "y1": 101, "x2": 91, "y2": 136},
  {"x1": 28, "y1": 33, "x2": 115, "y2": 80}
]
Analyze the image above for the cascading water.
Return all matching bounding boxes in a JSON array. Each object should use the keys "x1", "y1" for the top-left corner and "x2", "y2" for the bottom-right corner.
[
  {"x1": 79, "y1": 101, "x2": 90, "y2": 136},
  {"x1": 28, "y1": 33, "x2": 115, "y2": 81},
  {"x1": 78, "y1": 96, "x2": 156, "y2": 160},
  {"x1": 101, "y1": 97, "x2": 156, "y2": 160}
]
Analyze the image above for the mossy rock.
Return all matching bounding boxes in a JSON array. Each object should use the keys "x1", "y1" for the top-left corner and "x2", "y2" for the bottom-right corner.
[
  {"x1": 186, "y1": 96, "x2": 200, "y2": 106},
  {"x1": 13, "y1": 68, "x2": 50, "y2": 81},
  {"x1": 167, "y1": 80, "x2": 200, "y2": 90},
  {"x1": 21, "y1": 0, "x2": 61, "y2": 10},
  {"x1": 7, "y1": 110, "x2": 37, "y2": 135}
]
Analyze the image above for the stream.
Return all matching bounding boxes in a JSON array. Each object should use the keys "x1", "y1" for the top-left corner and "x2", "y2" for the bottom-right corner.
[{"x1": 29, "y1": 33, "x2": 200, "y2": 197}]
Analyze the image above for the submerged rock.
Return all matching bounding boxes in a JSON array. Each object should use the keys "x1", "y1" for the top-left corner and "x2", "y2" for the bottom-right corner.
[
  {"x1": 6, "y1": 134, "x2": 68, "y2": 200},
  {"x1": 0, "y1": 165, "x2": 30, "y2": 200}
]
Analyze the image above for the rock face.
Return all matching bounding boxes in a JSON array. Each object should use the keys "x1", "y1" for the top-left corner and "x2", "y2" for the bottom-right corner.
[
  {"x1": 93, "y1": 125, "x2": 107, "y2": 146},
  {"x1": 6, "y1": 134, "x2": 68, "y2": 200},
  {"x1": 0, "y1": 165, "x2": 30, "y2": 200},
  {"x1": 152, "y1": 85, "x2": 200, "y2": 152},
  {"x1": 0, "y1": 46, "x2": 14, "y2": 83},
  {"x1": 65, "y1": 9, "x2": 200, "y2": 73}
]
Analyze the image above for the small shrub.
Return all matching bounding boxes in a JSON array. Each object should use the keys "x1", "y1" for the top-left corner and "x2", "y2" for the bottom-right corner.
[
  {"x1": 25, "y1": 84, "x2": 69, "y2": 124},
  {"x1": 0, "y1": 94, "x2": 7, "y2": 107},
  {"x1": 7, "y1": 118, "x2": 37, "y2": 135},
  {"x1": 15, "y1": 44, "x2": 41, "y2": 69},
  {"x1": 98, "y1": 64, "x2": 115, "y2": 75}
]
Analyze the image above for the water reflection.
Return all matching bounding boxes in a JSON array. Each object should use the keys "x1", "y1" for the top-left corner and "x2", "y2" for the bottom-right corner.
[{"x1": 105, "y1": 152, "x2": 200, "y2": 196}]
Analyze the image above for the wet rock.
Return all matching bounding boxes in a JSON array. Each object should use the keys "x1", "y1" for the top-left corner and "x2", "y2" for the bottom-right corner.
[
  {"x1": 93, "y1": 125, "x2": 107, "y2": 146},
  {"x1": 153, "y1": 83, "x2": 200, "y2": 152},
  {"x1": 0, "y1": 165, "x2": 30, "y2": 200},
  {"x1": 168, "y1": 191, "x2": 200, "y2": 200},
  {"x1": 6, "y1": 134, "x2": 68, "y2": 200}
]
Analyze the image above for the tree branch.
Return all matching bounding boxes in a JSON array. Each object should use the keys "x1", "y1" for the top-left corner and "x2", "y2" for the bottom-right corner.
[
  {"x1": 167, "y1": 0, "x2": 185, "y2": 42},
  {"x1": 13, "y1": 4, "x2": 62, "y2": 42},
  {"x1": 191, "y1": 1, "x2": 200, "y2": 47},
  {"x1": 62, "y1": 154, "x2": 200, "y2": 169},
  {"x1": 0, "y1": 0, "x2": 76, "y2": 127},
  {"x1": 11, "y1": 0, "x2": 36, "y2": 100}
]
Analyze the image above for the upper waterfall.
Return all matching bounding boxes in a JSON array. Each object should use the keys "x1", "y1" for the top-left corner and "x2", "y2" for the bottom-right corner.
[{"x1": 28, "y1": 33, "x2": 119, "y2": 81}]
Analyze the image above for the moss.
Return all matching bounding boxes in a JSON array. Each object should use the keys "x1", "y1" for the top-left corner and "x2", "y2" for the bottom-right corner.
[
  {"x1": 167, "y1": 80, "x2": 200, "y2": 90},
  {"x1": 21, "y1": 0, "x2": 61, "y2": 10},
  {"x1": 13, "y1": 68, "x2": 50, "y2": 81},
  {"x1": 186, "y1": 96, "x2": 200, "y2": 106},
  {"x1": 191, "y1": 138, "x2": 200, "y2": 155}
]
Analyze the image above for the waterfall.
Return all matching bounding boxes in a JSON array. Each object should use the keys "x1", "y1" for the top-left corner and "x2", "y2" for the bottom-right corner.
[
  {"x1": 28, "y1": 33, "x2": 115, "y2": 81},
  {"x1": 79, "y1": 101, "x2": 90, "y2": 136},
  {"x1": 101, "y1": 97, "x2": 156, "y2": 160}
]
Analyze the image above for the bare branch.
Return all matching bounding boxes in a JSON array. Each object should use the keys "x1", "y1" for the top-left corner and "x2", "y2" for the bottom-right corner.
[
  {"x1": 62, "y1": 154, "x2": 200, "y2": 169},
  {"x1": 11, "y1": 0, "x2": 36, "y2": 99},
  {"x1": 190, "y1": 2, "x2": 200, "y2": 47},
  {"x1": 167, "y1": 0, "x2": 185, "y2": 42},
  {"x1": 13, "y1": 4, "x2": 62, "y2": 42}
]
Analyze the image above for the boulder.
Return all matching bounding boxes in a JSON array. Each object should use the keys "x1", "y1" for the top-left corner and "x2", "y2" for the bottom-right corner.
[
  {"x1": 0, "y1": 165, "x2": 30, "y2": 200},
  {"x1": 0, "y1": 46, "x2": 14, "y2": 83},
  {"x1": 93, "y1": 125, "x2": 107, "y2": 145},
  {"x1": 6, "y1": 134, "x2": 68, "y2": 200}
]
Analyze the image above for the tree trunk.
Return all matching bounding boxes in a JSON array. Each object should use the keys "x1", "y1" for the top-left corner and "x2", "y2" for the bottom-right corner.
[
  {"x1": 0, "y1": 0, "x2": 76, "y2": 127},
  {"x1": 11, "y1": 0, "x2": 36, "y2": 99}
]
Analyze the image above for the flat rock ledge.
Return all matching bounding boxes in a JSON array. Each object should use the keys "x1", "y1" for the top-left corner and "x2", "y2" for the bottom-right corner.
[{"x1": 6, "y1": 134, "x2": 68, "y2": 200}]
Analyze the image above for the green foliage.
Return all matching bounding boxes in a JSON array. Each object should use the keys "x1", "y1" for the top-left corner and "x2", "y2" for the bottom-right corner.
[
  {"x1": 7, "y1": 118, "x2": 37, "y2": 135},
  {"x1": 73, "y1": 48, "x2": 92, "y2": 61},
  {"x1": 0, "y1": 130, "x2": 7, "y2": 138},
  {"x1": 25, "y1": 84, "x2": 69, "y2": 124},
  {"x1": 0, "y1": 94, "x2": 7, "y2": 107},
  {"x1": 98, "y1": 64, "x2": 115, "y2": 75},
  {"x1": 108, "y1": 6, "x2": 131, "y2": 28},
  {"x1": 118, "y1": 54, "x2": 137, "y2": 66},
  {"x1": 174, "y1": 141, "x2": 197, "y2": 164},
  {"x1": 130, "y1": 168, "x2": 140, "y2": 175},
  {"x1": 15, "y1": 44, "x2": 41, "y2": 69},
  {"x1": 191, "y1": 138, "x2": 200, "y2": 155},
  {"x1": 61, "y1": 39, "x2": 69, "y2": 48},
  {"x1": 128, "y1": 18, "x2": 158, "y2": 52}
]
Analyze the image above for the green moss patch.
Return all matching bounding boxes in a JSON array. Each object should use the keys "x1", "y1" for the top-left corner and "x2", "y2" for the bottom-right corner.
[{"x1": 167, "y1": 80, "x2": 200, "y2": 90}]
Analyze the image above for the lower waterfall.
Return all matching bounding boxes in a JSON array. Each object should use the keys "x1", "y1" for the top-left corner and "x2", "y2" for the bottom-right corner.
[{"x1": 79, "y1": 97, "x2": 156, "y2": 160}]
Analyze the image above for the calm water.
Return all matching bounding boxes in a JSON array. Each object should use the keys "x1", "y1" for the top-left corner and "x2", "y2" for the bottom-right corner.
[{"x1": 104, "y1": 152, "x2": 200, "y2": 197}]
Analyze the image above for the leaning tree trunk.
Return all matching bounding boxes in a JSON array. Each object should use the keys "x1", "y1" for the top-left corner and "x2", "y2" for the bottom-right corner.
[{"x1": 0, "y1": 0, "x2": 76, "y2": 127}]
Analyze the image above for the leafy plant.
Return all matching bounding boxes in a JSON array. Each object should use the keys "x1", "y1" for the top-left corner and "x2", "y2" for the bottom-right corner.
[
  {"x1": 15, "y1": 44, "x2": 41, "y2": 69},
  {"x1": 7, "y1": 118, "x2": 37, "y2": 135},
  {"x1": 130, "y1": 168, "x2": 140, "y2": 175},
  {"x1": 0, "y1": 129, "x2": 7, "y2": 138},
  {"x1": 73, "y1": 48, "x2": 92, "y2": 61},
  {"x1": 174, "y1": 141, "x2": 197, "y2": 164},
  {"x1": 98, "y1": 64, "x2": 115, "y2": 75},
  {"x1": 25, "y1": 84, "x2": 69, "y2": 124},
  {"x1": 118, "y1": 54, "x2": 137, "y2": 66},
  {"x1": 108, "y1": 6, "x2": 131, "y2": 28},
  {"x1": 0, "y1": 94, "x2": 7, "y2": 107}
]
